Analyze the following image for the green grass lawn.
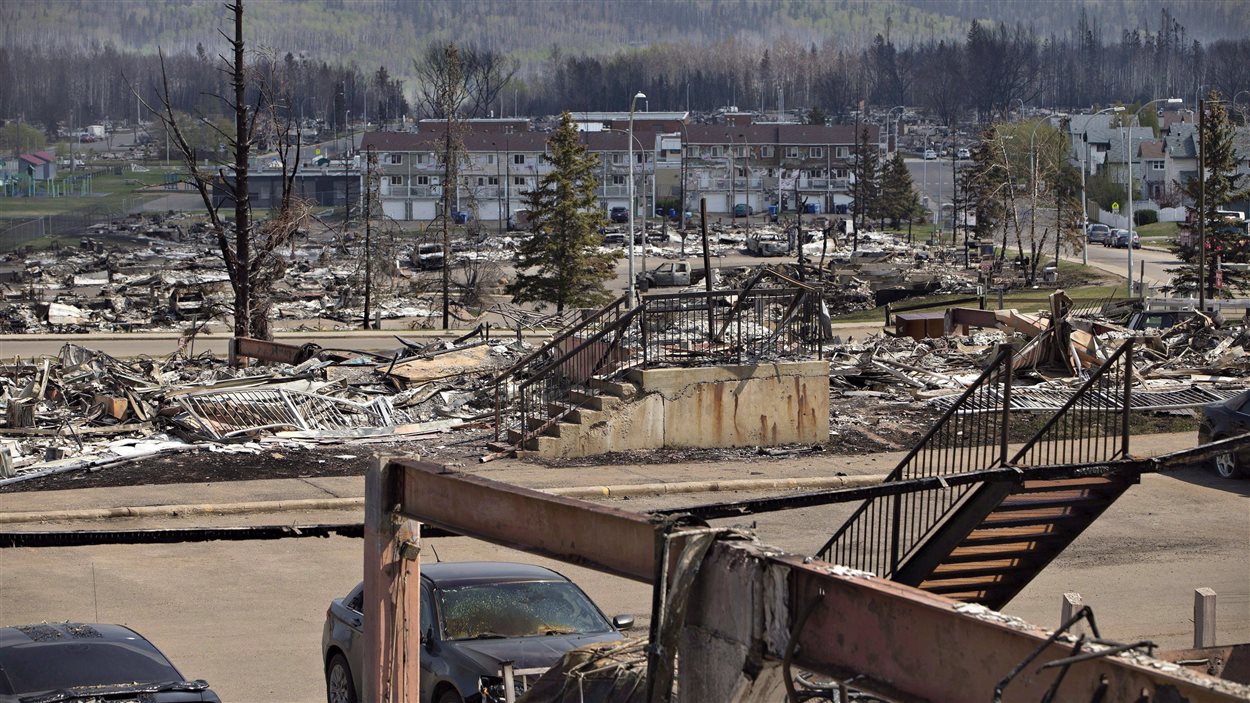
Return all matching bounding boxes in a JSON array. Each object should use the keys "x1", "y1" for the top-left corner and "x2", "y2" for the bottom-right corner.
[{"x1": 1136, "y1": 220, "x2": 1179, "y2": 242}]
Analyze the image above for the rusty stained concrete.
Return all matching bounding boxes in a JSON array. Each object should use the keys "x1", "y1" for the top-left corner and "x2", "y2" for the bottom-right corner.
[{"x1": 529, "y1": 361, "x2": 829, "y2": 458}]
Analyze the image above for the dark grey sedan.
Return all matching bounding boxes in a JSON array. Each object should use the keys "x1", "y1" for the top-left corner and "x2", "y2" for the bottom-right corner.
[
  {"x1": 1199, "y1": 390, "x2": 1250, "y2": 479},
  {"x1": 322, "y1": 562, "x2": 633, "y2": 703},
  {"x1": 0, "y1": 622, "x2": 220, "y2": 702}
]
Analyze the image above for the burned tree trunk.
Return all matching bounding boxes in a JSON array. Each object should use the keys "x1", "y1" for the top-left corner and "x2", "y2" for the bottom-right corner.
[{"x1": 230, "y1": 1, "x2": 251, "y2": 338}]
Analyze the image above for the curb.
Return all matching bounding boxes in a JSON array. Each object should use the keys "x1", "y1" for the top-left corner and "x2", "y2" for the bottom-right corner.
[{"x1": 0, "y1": 474, "x2": 886, "y2": 525}]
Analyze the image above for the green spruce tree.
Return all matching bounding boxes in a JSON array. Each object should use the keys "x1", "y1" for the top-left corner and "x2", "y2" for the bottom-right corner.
[
  {"x1": 851, "y1": 126, "x2": 881, "y2": 237},
  {"x1": 508, "y1": 112, "x2": 621, "y2": 313},
  {"x1": 1172, "y1": 93, "x2": 1250, "y2": 297},
  {"x1": 880, "y1": 151, "x2": 919, "y2": 229}
]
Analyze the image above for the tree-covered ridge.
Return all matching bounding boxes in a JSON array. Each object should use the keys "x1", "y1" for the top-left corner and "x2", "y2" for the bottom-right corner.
[{"x1": 2, "y1": 0, "x2": 1245, "y2": 69}]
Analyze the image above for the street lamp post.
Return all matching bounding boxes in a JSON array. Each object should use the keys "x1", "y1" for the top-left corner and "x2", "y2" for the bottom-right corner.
[
  {"x1": 885, "y1": 105, "x2": 905, "y2": 154},
  {"x1": 627, "y1": 91, "x2": 646, "y2": 306},
  {"x1": 739, "y1": 132, "x2": 751, "y2": 240},
  {"x1": 1125, "y1": 97, "x2": 1183, "y2": 296}
]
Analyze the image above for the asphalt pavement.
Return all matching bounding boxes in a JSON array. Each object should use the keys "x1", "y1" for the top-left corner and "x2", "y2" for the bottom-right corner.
[{"x1": 1, "y1": 432, "x2": 1246, "y2": 701}]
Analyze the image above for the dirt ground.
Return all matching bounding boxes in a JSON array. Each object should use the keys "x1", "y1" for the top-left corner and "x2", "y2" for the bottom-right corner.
[{"x1": 1, "y1": 397, "x2": 1201, "y2": 492}]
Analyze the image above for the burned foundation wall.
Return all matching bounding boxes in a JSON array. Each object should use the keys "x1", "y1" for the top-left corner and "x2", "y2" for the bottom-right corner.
[
  {"x1": 530, "y1": 361, "x2": 829, "y2": 458},
  {"x1": 636, "y1": 361, "x2": 829, "y2": 449}
]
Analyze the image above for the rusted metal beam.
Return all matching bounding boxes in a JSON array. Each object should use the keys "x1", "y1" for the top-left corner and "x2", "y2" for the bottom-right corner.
[
  {"x1": 682, "y1": 540, "x2": 1250, "y2": 702},
  {"x1": 388, "y1": 458, "x2": 658, "y2": 582},
  {"x1": 363, "y1": 458, "x2": 422, "y2": 703},
  {"x1": 383, "y1": 460, "x2": 1247, "y2": 702}
]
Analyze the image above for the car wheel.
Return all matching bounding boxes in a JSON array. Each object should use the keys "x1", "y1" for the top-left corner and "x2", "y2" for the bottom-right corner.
[
  {"x1": 437, "y1": 689, "x2": 464, "y2": 703},
  {"x1": 1212, "y1": 442, "x2": 1246, "y2": 479},
  {"x1": 326, "y1": 652, "x2": 358, "y2": 703}
]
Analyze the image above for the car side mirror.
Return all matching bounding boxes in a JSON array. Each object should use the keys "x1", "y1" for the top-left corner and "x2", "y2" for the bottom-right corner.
[
  {"x1": 612, "y1": 614, "x2": 635, "y2": 631},
  {"x1": 422, "y1": 629, "x2": 434, "y2": 650}
]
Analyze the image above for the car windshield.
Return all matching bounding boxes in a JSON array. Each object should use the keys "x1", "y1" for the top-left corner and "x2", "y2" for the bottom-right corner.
[
  {"x1": 0, "y1": 641, "x2": 180, "y2": 693},
  {"x1": 437, "y1": 580, "x2": 611, "y2": 640}
]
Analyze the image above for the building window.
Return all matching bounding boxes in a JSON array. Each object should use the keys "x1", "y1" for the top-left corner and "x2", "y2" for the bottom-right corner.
[
  {"x1": 836, "y1": 147, "x2": 849, "y2": 158},
  {"x1": 476, "y1": 177, "x2": 486, "y2": 186},
  {"x1": 612, "y1": 153, "x2": 623, "y2": 164},
  {"x1": 736, "y1": 167, "x2": 747, "y2": 178},
  {"x1": 785, "y1": 147, "x2": 800, "y2": 159},
  {"x1": 686, "y1": 146, "x2": 700, "y2": 158},
  {"x1": 513, "y1": 154, "x2": 525, "y2": 165},
  {"x1": 733, "y1": 146, "x2": 747, "y2": 158},
  {"x1": 416, "y1": 176, "x2": 430, "y2": 185},
  {"x1": 488, "y1": 176, "x2": 499, "y2": 185},
  {"x1": 389, "y1": 175, "x2": 403, "y2": 185},
  {"x1": 416, "y1": 153, "x2": 427, "y2": 164},
  {"x1": 612, "y1": 175, "x2": 625, "y2": 185},
  {"x1": 809, "y1": 147, "x2": 824, "y2": 159},
  {"x1": 807, "y1": 169, "x2": 822, "y2": 179},
  {"x1": 1151, "y1": 160, "x2": 1165, "y2": 170},
  {"x1": 760, "y1": 146, "x2": 774, "y2": 157},
  {"x1": 709, "y1": 146, "x2": 722, "y2": 158},
  {"x1": 389, "y1": 153, "x2": 403, "y2": 165},
  {"x1": 514, "y1": 176, "x2": 526, "y2": 186}
]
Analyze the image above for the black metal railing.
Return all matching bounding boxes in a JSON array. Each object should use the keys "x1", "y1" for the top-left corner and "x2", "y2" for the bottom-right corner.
[
  {"x1": 493, "y1": 295, "x2": 630, "y2": 439},
  {"x1": 1009, "y1": 339, "x2": 1134, "y2": 466},
  {"x1": 494, "y1": 271, "x2": 823, "y2": 451},
  {"x1": 817, "y1": 345, "x2": 1014, "y2": 576},
  {"x1": 639, "y1": 287, "x2": 821, "y2": 367}
]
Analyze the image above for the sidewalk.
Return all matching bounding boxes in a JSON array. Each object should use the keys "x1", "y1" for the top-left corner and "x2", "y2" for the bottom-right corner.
[{"x1": 0, "y1": 432, "x2": 1197, "y2": 523}]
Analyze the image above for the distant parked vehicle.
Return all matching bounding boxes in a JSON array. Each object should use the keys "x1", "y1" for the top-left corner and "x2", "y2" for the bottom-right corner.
[
  {"x1": 1108, "y1": 229, "x2": 1140, "y2": 249},
  {"x1": 956, "y1": 147, "x2": 971, "y2": 160},
  {"x1": 0, "y1": 622, "x2": 221, "y2": 702},
  {"x1": 1086, "y1": 223, "x2": 1111, "y2": 243},
  {"x1": 923, "y1": 149, "x2": 937, "y2": 160},
  {"x1": 1198, "y1": 390, "x2": 1250, "y2": 479},
  {"x1": 609, "y1": 206, "x2": 629, "y2": 223},
  {"x1": 733, "y1": 203, "x2": 755, "y2": 217}
]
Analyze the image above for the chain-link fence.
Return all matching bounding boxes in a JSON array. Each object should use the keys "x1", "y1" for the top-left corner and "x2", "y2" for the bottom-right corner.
[{"x1": 0, "y1": 196, "x2": 142, "y2": 251}]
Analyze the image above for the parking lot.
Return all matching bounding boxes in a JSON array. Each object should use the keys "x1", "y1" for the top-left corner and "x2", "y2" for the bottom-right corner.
[{"x1": 2, "y1": 445, "x2": 1245, "y2": 701}]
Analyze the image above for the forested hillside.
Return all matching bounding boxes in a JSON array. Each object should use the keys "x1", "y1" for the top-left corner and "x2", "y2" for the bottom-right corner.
[
  {"x1": 2, "y1": 0, "x2": 1245, "y2": 68},
  {"x1": 0, "y1": 0, "x2": 1247, "y2": 136}
]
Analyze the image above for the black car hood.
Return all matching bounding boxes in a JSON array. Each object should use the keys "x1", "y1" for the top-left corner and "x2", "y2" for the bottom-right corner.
[{"x1": 443, "y1": 632, "x2": 623, "y2": 673}]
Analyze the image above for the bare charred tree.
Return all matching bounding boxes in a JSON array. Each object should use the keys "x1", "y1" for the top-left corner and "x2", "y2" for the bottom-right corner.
[
  {"x1": 132, "y1": 0, "x2": 307, "y2": 341},
  {"x1": 413, "y1": 43, "x2": 517, "y2": 119}
]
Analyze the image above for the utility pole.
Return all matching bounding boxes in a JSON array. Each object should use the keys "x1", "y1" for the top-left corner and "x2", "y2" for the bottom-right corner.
[
  {"x1": 1198, "y1": 97, "x2": 1207, "y2": 311},
  {"x1": 363, "y1": 146, "x2": 377, "y2": 330}
]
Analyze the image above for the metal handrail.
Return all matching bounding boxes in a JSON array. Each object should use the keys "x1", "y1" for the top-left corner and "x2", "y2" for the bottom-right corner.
[
  {"x1": 817, "y1": 345, "x2": 1014, "y2": 570},
  {"x1": 493, "y1": 294, "x2": 627, "y2": 385}
]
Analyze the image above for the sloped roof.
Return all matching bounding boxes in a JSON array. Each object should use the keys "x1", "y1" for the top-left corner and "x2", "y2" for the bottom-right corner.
[
  {"x1": 1139, "y1": 140, "x2": 1165, "y2": 159},
  {"x1": 19, "y1": 152, "x2": 50, "y2": 165}
]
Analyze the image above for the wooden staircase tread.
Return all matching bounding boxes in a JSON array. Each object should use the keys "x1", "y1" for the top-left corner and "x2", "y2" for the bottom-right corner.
[
  {"x1": 996, "y1": 494, "x2": 1110, "y2": 511},
  {"x1": 1021, "y1": 477, "x2": 1124, "y2": 491},
  {"x1": 944, "y1": 546, "x2": 1046, "y2": 562},
  {"x1": 928, "y1": 561, "x2": 1033, "y2": 578}
]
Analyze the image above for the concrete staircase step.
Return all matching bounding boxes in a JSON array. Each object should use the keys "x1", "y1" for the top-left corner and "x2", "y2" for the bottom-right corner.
[
  {"x1": 567, "y1": 390, "x2": 621, "y2": 411},
  {"x1": 568, "y1": 407, "x2": 603, "y2": 425},
  {"x1": 589, "y1": 377, "x2": 638, "y2": 399}
]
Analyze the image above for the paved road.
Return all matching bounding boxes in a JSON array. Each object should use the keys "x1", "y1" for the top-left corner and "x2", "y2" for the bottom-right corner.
[{"x1": 1, "y1": 434, "x2": 1244, "y2": 701}]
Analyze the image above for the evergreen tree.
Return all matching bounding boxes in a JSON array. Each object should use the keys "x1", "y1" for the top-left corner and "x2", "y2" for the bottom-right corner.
[
  {"x1": 805, "y1": 106, "x2": 828, "y2": 125},
  {"x1": 1172, "y1": 93, "x2": 1250, "y2": 297},
  {"x1": 508, "y1": 112, "x2": 620, "y2": 313},
  {"x1": 879, "y1": 151, "x2": 919, "y2": 228},
  {"x1": 851, "y1": 126, "x2": 880, "y2": 235}
]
